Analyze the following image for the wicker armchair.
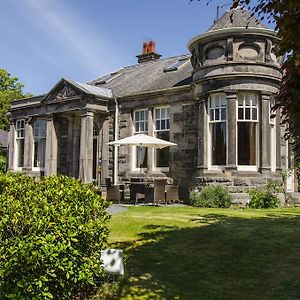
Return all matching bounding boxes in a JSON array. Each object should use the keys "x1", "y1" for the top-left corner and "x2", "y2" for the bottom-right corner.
[
  {"x1": 154, "y1": 179, "x2": 168, "y2": 204},
  {"x1": 166, "y1": 179, "x2": 181, "y2": 204},
  {"x1": 105, "y1": 178, "x2": 121, "y2": 203}
]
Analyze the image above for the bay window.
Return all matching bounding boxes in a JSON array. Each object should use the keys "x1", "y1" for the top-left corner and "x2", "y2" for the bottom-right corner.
[
  {"x1": 154, "y1": 107, "x2": 170, "y2": 168},
  {"x1": 15, "y1": 119, "x2": 25, "y2": 169},
  {"x1": 33, "y1": 119, "x2": 46, "y2": 169},
  {"x1": 208, "y1": 94, "x2": 227, "y2": 167},
  {"x1": 237, "y1": 93, "x2": 258, "y2": 168}
]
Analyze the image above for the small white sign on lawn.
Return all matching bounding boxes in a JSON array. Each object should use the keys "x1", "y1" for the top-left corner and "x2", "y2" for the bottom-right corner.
[{"x1": 100, "y1": 249, "x2": 124, "y2": 276}]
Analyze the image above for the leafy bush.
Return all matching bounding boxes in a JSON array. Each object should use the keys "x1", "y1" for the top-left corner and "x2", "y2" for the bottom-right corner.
[
  {"x1": 190, "y1": 185, "x2": 232, "y2": 208},
  {"x1": 0, "y1": 154, "x2": 6, "y2": 173},
  {"x1": 0, "y1": 173, "x2": 110, "y2": 299},
  {"x1": 248, "y1": 182, "x2": 282, "y2": 209}
]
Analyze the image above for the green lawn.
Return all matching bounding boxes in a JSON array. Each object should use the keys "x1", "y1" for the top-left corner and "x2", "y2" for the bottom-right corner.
[{"x1": 100, "y1": 206, "x2": 300, "y2": 300}]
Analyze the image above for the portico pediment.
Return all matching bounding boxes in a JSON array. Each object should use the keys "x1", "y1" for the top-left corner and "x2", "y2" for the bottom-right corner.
[
  {"x1": 43, "y1": 78, "x2": 113, "y2": 104},
  {"x1": 43, "y1": 79, "x2": 83, "y2": 103}
]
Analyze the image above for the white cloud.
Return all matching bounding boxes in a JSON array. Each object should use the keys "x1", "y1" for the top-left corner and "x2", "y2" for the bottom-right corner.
[{"x1": 9, "y1": 0, "x2": 122, "y2": 75}]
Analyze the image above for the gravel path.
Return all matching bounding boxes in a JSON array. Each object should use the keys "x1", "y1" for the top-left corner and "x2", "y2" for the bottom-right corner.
[{"x1": 106, "y1": 204, "x2": 128, "y2": 215}]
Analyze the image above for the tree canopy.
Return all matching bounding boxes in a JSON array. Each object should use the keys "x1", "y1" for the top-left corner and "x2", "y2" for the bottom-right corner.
[{"x1": 0, "y1": 69, "x2": 30, "y2": 131}]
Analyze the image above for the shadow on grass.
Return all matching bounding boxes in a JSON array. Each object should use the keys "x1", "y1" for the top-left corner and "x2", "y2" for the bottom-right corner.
[{"x1": 112, "y1": 213, "x2": 300, "y2": 300}]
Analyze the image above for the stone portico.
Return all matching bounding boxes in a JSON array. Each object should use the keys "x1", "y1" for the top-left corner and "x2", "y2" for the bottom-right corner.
[{"x1": 8, "y1": 79, "x2": 112, "y2": 184}]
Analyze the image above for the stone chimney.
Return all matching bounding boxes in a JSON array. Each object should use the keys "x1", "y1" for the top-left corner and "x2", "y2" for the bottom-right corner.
[{"x1": 136, "y1": 40, "x2": 161, "y2": 63}]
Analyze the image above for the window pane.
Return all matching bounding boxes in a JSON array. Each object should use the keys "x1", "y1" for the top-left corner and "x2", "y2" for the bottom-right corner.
[
  {"x1": 166, "y1": 108, "x2": 170, "y2": 118},
  {"x1": 135, "y1": 111, "x2": 139, "y2": 121},
  {"x1": 166, "y1": 119, "x2": 170, "y2": 130},
  {"x1": 161, "y1": 108, "x2": 165, "y2": 118},
  {"x1": 215, "y1": 98, "x2": 220, "y2": 107},
  {"x1": 211, "y1": 122, "x2": 226, "y2": 165},
  {"x1": 210, "y1": 109, "x2": 214, "y2": 121},
  {"x1": 251, "y1": 95, "x2": 258, "y2": 106},
  {"x1": 156, "y1": 120, "x2": 160, "y2": 130},
  {"x1": 252, "y1": 108, "x2": 257, "y2": 121},
  {"x1": 155, "y1": 109, "x2": 160, "y2": 119},
  {"x1": 215, "y1": 108, "x2": 220, "y2": 121},
  {"x1": 221, "y1": 108, "x2": 226, "y2": 121},
  {"x1": 238, "y1": 108, "x2": 244, "y2": 120},
  {"x1": 245, "y1": 96, "x2": 251, "y2": 106},
  {"x1": 238, "y1": 122, "x2": 257, "y2": 165},
  {"x1": 161, "y1": 120, "x2": 166, "y2": 130},
  {"x1": 245, "y1": 108, "x2": 251, "y2": 120},
  {"x1": 136, "y1": 147, "x2": 148, "y2": 168},
  {"x1": 156, "y1": 131, "x2": 170, "y2": 167},
  {"x1": 238, "y1": 95, "x2": 244, "y2": 106},
  {"x1": 17, "y1": 139, "x2": 24, "y2": 167}
]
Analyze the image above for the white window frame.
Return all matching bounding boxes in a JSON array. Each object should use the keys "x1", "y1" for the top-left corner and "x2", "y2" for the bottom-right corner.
[
  {"x1": 14, "y1": 119, "x2": 25, "y2": 170},
  {"x1": 32, "y1": 119, "x2": 46, "y2": 171},
  {"x1": 132, "y1": 109, "x2": 149, "y2": 172},
  {"x1": 269, "y1": 100, "x2": 276, "y2": 172},
  {"x1": 236, "y1": 93, "x2": 259, "y2": 171},
  {"x1": 207, "y1": 93, "x2": 227, "y2": 171},
  {"x1": 153, "y1": 106, "x2": 170, "y2": 172}
]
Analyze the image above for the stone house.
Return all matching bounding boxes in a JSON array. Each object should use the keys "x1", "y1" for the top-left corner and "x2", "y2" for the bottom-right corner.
[{"x1": 7, "y1": 7, "x2": 296, "y2": 199}]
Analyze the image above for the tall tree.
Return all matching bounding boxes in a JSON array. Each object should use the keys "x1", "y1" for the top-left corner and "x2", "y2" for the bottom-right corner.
[{"x1": 0, "y1": 69, "x2": 30, "y2": 131}]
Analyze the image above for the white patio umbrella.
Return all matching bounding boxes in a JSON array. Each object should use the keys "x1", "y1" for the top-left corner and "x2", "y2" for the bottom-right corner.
[
  {"x1": 108, "y1": 133, "x2": 177, "y2": 149},
  {"x1": 108, "y1": 134, "x2": 177, "y2": 182}
]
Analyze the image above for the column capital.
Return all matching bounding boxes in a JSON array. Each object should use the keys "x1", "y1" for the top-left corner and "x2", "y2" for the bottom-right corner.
[
  {"x1": 46, "y1": 113, "x2": 54, "y2": 121},
  {"x1": 80, "y1": 109, "x2": 95, "y2": 118}
]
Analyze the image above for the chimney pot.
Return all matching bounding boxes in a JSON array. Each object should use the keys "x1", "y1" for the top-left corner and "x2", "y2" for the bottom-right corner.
[{"x1": 137, "y1": 40, "x2": 161, "y2": 63}]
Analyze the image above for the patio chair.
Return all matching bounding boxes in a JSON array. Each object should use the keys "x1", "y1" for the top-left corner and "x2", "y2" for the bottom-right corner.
[
  {"x1": 154, "y1": 179, "x2": 168, "y2": 204},
  {"x1": 105, "y1": 178, "x2": 121, "y2": 204},
  {"x1": 166, "y1": 179, "x2": 181, "y2": 204}
]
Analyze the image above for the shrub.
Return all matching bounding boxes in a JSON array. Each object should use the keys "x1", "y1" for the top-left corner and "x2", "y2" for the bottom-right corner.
[
  {"x1": 0, "y1": 173, "x2": 110, "y2": 299},
  {"x1": 248, "y1": 182, "x2": 282, "y2": 209},
  {"x1": 0, "y1": 154, "x2": 6, "y2": 173},
  {"x1": 190, "y1": 185, "x2": 232, "y2": 208}
]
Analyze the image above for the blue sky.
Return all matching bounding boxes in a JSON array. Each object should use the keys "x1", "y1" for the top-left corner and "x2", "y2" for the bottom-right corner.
[{"x1": 0, "y1": 0, "x2": 266, "y2": 95}]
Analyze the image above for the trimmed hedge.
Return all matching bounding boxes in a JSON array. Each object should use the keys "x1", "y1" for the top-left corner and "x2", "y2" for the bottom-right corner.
[{"x1": 0, "y1": 173, "x2": 110, "y2": 299}]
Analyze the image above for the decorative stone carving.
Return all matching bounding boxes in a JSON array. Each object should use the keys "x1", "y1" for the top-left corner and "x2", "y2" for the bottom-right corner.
[{"x1": 53, "y1": 84, "x2": 80, "y2": 101}]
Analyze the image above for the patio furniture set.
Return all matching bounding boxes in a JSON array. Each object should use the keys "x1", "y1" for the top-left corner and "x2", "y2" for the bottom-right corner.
[{"x1": 105, "y1": 177, "x2": 181, "y2": 205}]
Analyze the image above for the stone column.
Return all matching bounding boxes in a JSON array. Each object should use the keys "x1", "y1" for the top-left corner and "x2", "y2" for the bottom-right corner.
[
  {"x1": 72, "y1": 116, "x2": 80, "y2": 178},
  {"x1": 67, "y1": 116, "x2": 74, "y2": 176},
  {"x1": 8, "y1": 122, "x2": 15, "y2": 171},
  {"x1": 261, "y1": 93, "x2": 271, "y2": 174},
  {"x1": 196, "y1": 95, "x2": 207, "y2": 173},
  {"x1": 275, "y1": 108, "x2": 282, "y2": 172},
  {"x1": 225, "y1": 92, "x2": 237, "y2": 174},
  {"x1": 23, "y1": 118, "x2": 33, "y2": 171},
  {"x1": 100, "y1": 116, "x2": 109, "y2": 185},
  {"x1": 45, "y1": 115, "x2": 58, "y2": 176},
  {"x1": 79, "y1": 109, "x2": 94, "y2": 183}
]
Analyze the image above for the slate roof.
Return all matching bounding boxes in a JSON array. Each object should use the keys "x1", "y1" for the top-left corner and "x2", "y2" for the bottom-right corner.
[
  {"x1": 88, "y1": 54, "x2": 193, "y2": 98},
  {"x1": 67, "y1": 79, "x2": 113, "y2": 98},
  {"x1": 207, "y1": 6, "x2": 268, "y2": 32}
]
